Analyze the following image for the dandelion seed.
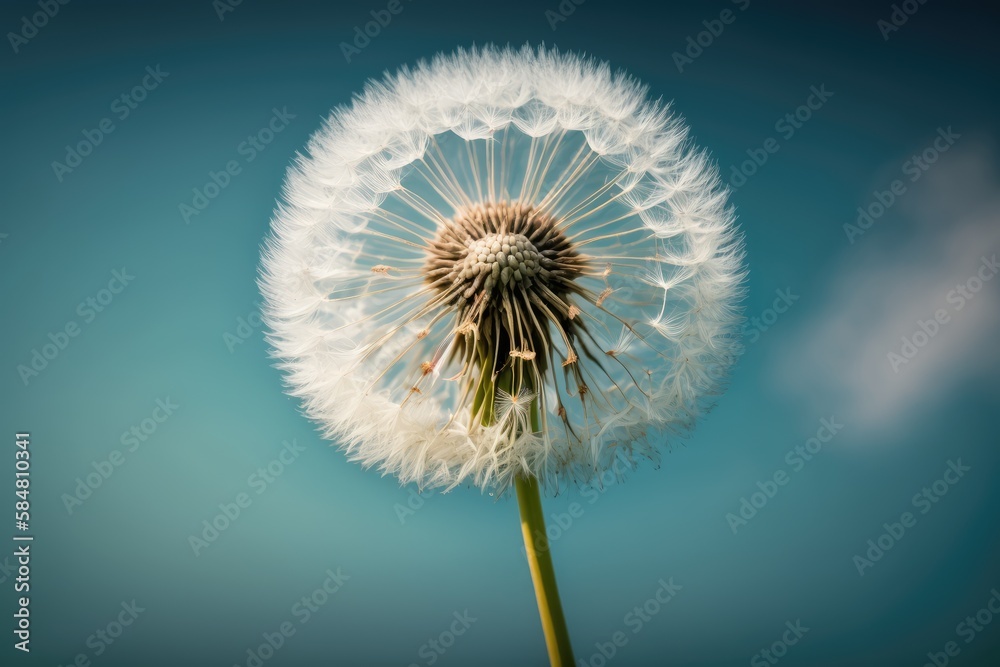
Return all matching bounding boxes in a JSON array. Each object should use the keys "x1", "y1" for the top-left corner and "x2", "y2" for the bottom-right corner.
[
  {"x1": 496, "y1": 387, "x2": 536, "y2": 427},
  {"x1": 262, "y1": 42, "x2": 744, "y2": 491},
  {"x1": 259, "y1": 45, "x2": 745, "y2": 666}
]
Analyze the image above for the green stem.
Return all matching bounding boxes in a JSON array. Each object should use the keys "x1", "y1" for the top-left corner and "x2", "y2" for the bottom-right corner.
[
  {"x1": 478, "y1": 358, "x2": 574, "y2": 665},
  {"x1": 515, "y1": 474, "x2": 576, "y2": 667}
]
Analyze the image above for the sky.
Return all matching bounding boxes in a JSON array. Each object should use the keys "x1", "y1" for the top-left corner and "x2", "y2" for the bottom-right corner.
[{"x1": 1, "y1": 1, "x2": 998, "y2": 666}]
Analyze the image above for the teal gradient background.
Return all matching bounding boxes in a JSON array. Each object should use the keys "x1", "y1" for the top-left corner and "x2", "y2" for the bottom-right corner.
[{"x1": 1, "y1": 1, "x2": 999, "y2": 665}]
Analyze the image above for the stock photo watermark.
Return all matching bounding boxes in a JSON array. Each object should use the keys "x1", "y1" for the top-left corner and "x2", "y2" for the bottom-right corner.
[
  {"x1": 188, "y1": 439, "x2": 306, "y2": 556},
  {"x1": 579, "y1": 578, "x2": 682, "y2": 667},
  {"x1": 0, "y1": 555, "x2": 18, "y2": 586},
  {"x1": 877, "y1": 0, "x2": 930, "y2": 40},
  {"x1": 750, "y1": 620, "x2": 810, "y2": 667},
  {"x1": 743, "y1": 288, "x2": 799, "y2": 344},
  {"x1": 394, "y1": 486, "x2": 434, "y2": 524},
  {"x1": 852, "y1": 458, "x2": 970, "y2": 576},
  {"x1": 51, "y1": 66, "x2": 169, "y2": 182},
  {"x1": 13, "y1": 431, "x2": 32, "y2": 654},
  {"x1": 887, "y1": 254, "x2": 997, "y2": 373},
  {"x1": 544, "y1": 0, "x2": 586, "y2": 31},
  {"x1": 13, "y1": 545, "x2": 31, "y2": 652},
  {"x1": 223, "y1": 303, "x2": 263, "y2": 353},
  {"x1": 844, "y1": 126, "x2": 959, "y2": 244},
  {"x1": 920, "y1": 587, "x2": 1000, "y2": 667},
  {"x1": 7, "y1": 0, "x2": 70, "y2": 54},
  {"x1": 179, "y1": 107, "x2": 296, "y2": 224},
  {"x1": 728, "y1": 84, "x2": 833, "y2": 190},
  {"x1": 231, "y1": 567, "x2": 349, "y2": 667},
  {"x1": 213, "y1": 0, "x2": 243, "y2": 21},
  {"x1": 61, "y1": 397, "x2": 180, "y2": 515},
  {"x1": 672, "y1": 0, "x2": 751, "y2": 73},
  {"x1": 406, "y1": 610, "x2": 477, "y2": 667},
  {"x1": 16, "y1": 268, "x2": 135, "y2": 386},
  {"x1": 56, "y1": 600, "x2": 145, "y2": 666},
  {"x1": 516, "y1": 457, "x2": 635, "y2": 559},
  {"x1": 340, "y1": 0, "x2": 414, "y2": 63},
  {"x1": 726, "y1": 416, "x2": 845, "y2": 534}
]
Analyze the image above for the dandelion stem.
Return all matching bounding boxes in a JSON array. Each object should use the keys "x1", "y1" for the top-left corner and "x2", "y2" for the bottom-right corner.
[
  {"x1": 499, "y1": 366, "x2": 574, "y2": 666},
  {"x1": 471, "y1": 315, "x2": 575, "y2": 666},
  {"x1": 515, "y1": 474, "x2": 576, "y2": 666}
]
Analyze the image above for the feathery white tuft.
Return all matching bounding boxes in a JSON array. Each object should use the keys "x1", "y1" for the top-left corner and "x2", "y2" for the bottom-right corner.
[{"x1": 260, "y1": 45, "x2": 746, "y2": 494}]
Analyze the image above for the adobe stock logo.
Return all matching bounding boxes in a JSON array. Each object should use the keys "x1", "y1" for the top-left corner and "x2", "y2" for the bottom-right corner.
[
  {"x1": 579, "y1": 578, "x2": 683, "y2": 667},
  {"x1": 213, "y1": 0, "x2": 243, "y2": 21},
  {"x1": 544, "y1": 0, "x2": 586, "y2": 31},
  {"x1": 852, "y1": 459, "x2": 971, "y2": 576},
  {"x1": 750, "y1": 620, "x2": 810, "y2": 667},
  {"x1": 188, "y1": 439, "x2": 307, "y2": 556},
  {"x1": 56, "y1": 600, "x2": 145, "y2": 667},
  {"x1": 406, "y1": 611, "x2": 477, "y2": 667},
  {"x1": 921, "y1": 588, "x2": 1000, "y2": 667},
  {"x1": 725, "y1": 417, "x2": 845, "y2": 534},
  {"x1": 7, "y1": 0, "x2": 70, "y2": 54},
  {"x1": 17, "y1": 268, "x2": 135, "y2": 386},
  {"x1": 671, "y1": 0, "x2": 751, "y2": 73},
  {"x1": 232, "y1": 567, "x2": 349, "y2": 667},
  {"x1": 877, "y1": 0, "x2": 929, "y2": 41},
  {"x1": 179, "y1": 108, "x2": 296, "y2": 224},
  {"x1": 51, "y1": 66, "x2": 170, "y2": 182},
  {"x1": 886, "y1": 254, "x2": 997, "y2": 373},
  {"x1": 728, "y1": 84, "x2": 834, "y2": 190},
  {"x1": 62, "y1": 397, "x2": 180, "y2": 515},
  {"x1": 743, "y1": 288, "x2": 799, "y2": 344},
  {"x1": 393, "y1": 486, "x2": 433, "y2": 525},
  {"x1": 844, "y1": 126, "x2": 960, "y2": 244},
  {"x1": 223, "y1": 303, "x2": 263, "y2": 353},
  {"x1": 340, "y1": 0, "x2": 414, "y2": 63}
]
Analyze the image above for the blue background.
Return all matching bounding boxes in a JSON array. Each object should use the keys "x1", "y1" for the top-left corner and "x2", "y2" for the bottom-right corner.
[{"x1": 1, "y1": 1, "x2": 998, "y2": 665}]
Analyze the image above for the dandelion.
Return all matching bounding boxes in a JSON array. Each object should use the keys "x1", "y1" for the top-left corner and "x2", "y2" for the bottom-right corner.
[{"x1": 260, "y1": 45, "x2": 745, "y2": 666}]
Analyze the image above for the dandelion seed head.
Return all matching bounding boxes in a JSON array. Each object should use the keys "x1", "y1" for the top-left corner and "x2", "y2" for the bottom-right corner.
[
  {"x1": 425, "y1": 202, "x2": 579, "y2": 303},
  {"x1": 260, "y1": 45, "x2": 746, "y2": 494}
]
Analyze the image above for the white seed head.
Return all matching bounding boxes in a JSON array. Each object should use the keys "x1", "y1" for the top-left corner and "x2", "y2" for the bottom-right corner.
[{"x1": 260, "y1": 45, "x2": 746, "y2": 494}]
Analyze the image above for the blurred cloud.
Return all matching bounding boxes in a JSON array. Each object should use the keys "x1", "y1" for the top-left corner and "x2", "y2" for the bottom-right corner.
[{"x1": 774, "y1": 136, "x2": 1000, "y2": 436}]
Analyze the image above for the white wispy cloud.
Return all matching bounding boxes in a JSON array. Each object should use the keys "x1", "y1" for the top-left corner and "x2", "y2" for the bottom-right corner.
[{"x1": 773, "y1": 137, "x2": 1000, "y2": 435}]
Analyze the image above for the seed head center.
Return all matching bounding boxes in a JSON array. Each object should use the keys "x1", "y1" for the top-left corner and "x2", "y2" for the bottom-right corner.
[
  {"x1": 420, "y1": 201, "x2": 590, "y2": 409},
  {"x1": 459, "y1": 232, "x2": 542, "y2": 294},
  {"x1": 424, "y1": 201, "x2": 582, "y2": 309}
]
